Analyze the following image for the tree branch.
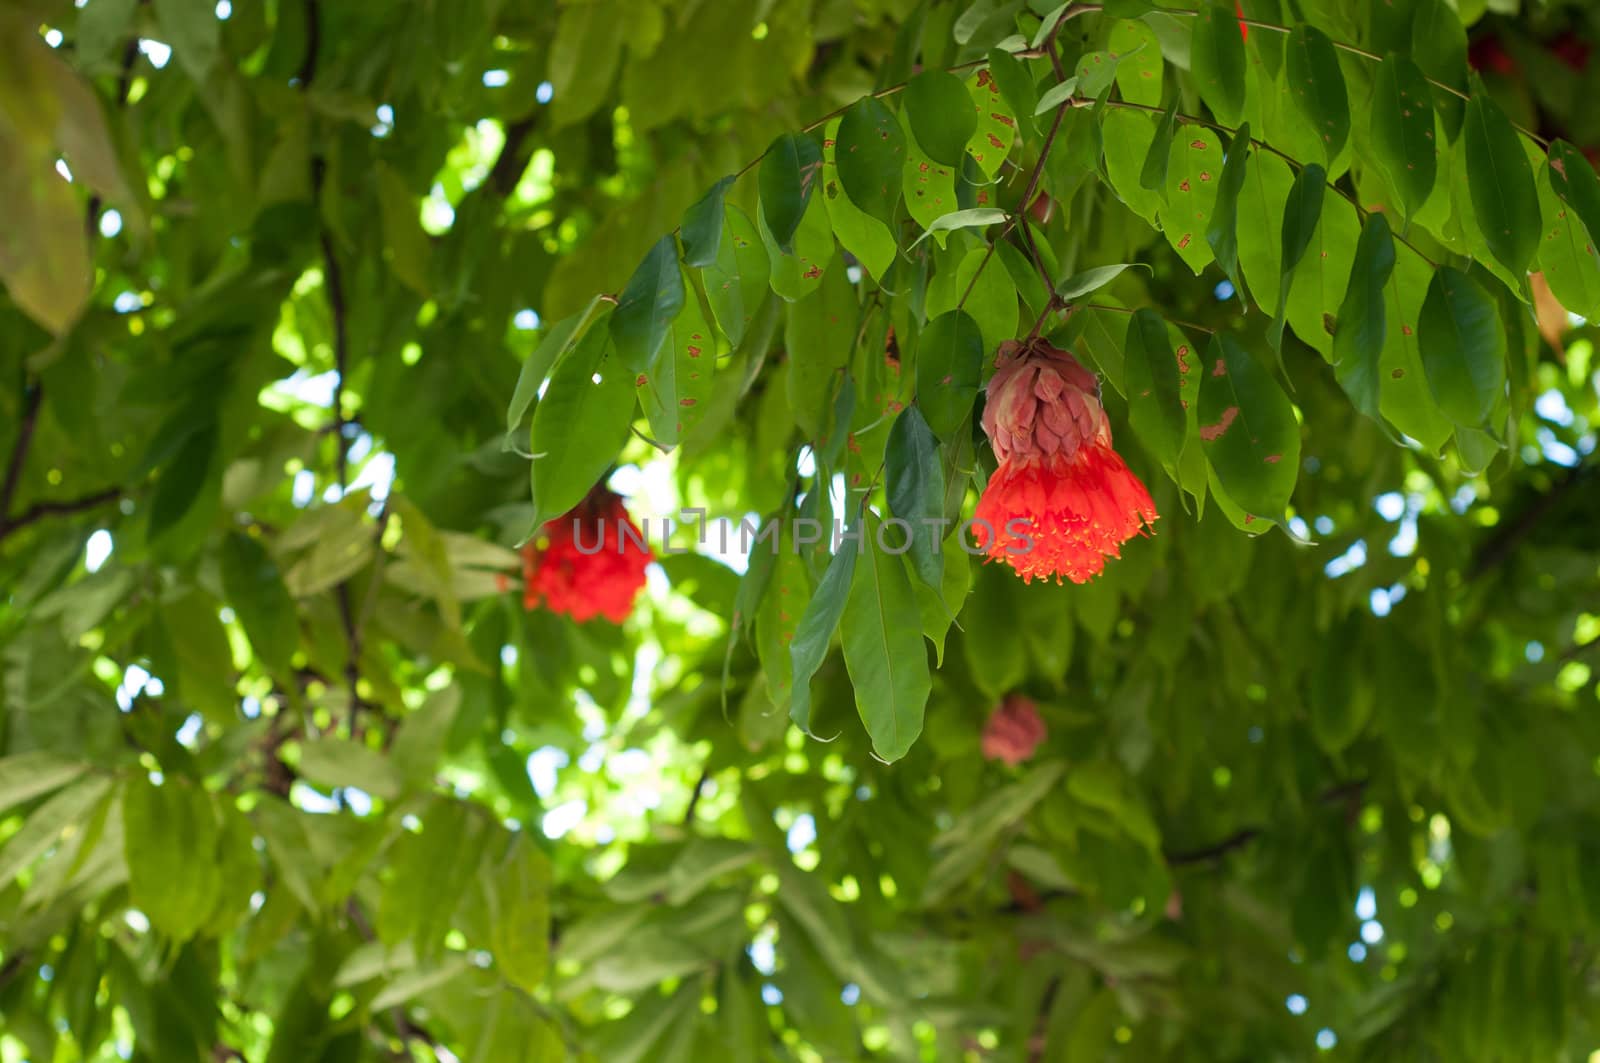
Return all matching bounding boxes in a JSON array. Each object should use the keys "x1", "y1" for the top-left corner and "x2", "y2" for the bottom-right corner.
[
  {"x1": 0, "y1": 381, "x2": 42, "y2": 526},
  {"x1": 0, "y1": 488, "x2": 123, "y2": 544},
  {"x1": 1469, "y1": 461, "x2": 1592, "y2": 579}
]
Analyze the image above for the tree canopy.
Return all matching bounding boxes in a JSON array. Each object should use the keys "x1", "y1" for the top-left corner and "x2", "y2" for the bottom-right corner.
[{"x1": 2, "y1": 0, "x2": 1599, "y2": 1060}]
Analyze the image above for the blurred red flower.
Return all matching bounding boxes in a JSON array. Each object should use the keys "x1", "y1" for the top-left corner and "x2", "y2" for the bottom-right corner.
[
  {"x1": 520, "y1": 486, "x2": 652, "y2": 623},
  {"x1": 974, "y1": 339, "x2": 1157, "y2": 584},
  {"x1": 982, "y1": 694, "x2": 1047, "y2": 766}
]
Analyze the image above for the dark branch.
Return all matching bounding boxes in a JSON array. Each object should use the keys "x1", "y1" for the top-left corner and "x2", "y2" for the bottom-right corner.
[
  {"x1": 681, "y1": 768, "x2": 710, "y2": 826},
  {"x1": 1164, "y1": 828, "x2": 1261, "y2": 866},
  {"x1": 0, "y1": 488, "x2": 123, "y2": 544},
  {"x1": 488, "y1": 115, "x2": 543, "y2": 198},
  {"x1": 0, "y1": 382, "x2": 42, "y2": 526},
  {"x1": 1469, "y1": 461, "x2": 1593, "y2": 580}
]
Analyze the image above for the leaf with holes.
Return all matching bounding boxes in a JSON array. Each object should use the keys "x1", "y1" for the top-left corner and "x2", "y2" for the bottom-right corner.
[{"x1": 1197, "y1": 332, "x2": 1300, "y2": 520}]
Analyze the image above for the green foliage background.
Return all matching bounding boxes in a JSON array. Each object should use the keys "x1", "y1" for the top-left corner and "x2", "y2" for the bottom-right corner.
[{"x1": 1, "y1": 0, "x2": 1599, "y2": 1059}]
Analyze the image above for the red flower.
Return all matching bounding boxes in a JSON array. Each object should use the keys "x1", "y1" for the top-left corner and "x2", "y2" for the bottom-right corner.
[
  {"x1": 973, "y1": 339, "x2": 1156, "y2": 584},
  {"x1": 520, "y1": 486, "x2": 652, "y2": 623},
  {"x1": 1236, "y1": 0, "x2": 1248, "y2": 41},
  {"x1": 982, "y1": 694, "x2": 1047, "y2": 765}
]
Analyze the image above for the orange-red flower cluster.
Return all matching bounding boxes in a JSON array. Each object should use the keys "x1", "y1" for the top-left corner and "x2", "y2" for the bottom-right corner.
[
  {"x1": 519, "y1": 486, "x2": 651, "y2": 624},
  {"x1": 982, "y1": 694, "x2": 1047, "y2": 766},
  {"x1": 973, "y1": 339, "x2": 1156, "y2": 584}
]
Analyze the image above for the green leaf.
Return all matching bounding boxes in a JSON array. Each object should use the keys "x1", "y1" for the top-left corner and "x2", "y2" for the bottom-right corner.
[
  {"x1": 1033, "y1": 77, "x2": 1079, "y2": 117},
  {"x1": 1380, "y1": 248, "x2": 1456, "y2": 453},
  {"x1": 1369, "y1": 54, "x2": 1438, "y2": 219},
  {"x1": 1206, "y1": 123, "x2": 1251, "y2": 307},
  {"x1": 1272, "y1": 162, "x2": 1326, "y2": 349},
  {"x1": 489, "y1": 836, "x2": 552, "y2": 994},
  {"x1": 1411, "y1": 0, "x2": 1468, "y2": 139},
  {"x1": 840, "y1": 514, "x2": 930, "y2": 762},
  {"x1": 528, "y1": 327, "x2": 635, "y2": 530},
  {"x1": 930, "y1": 246, "x2": 1018, "y2": 355},
  {"x1": 1056, "y1": 262, "x2": 1147, "y2": 301},
  {"x1": 220, "y1": 532, "x2": 298, "y2": 676},
  {"x1": 1124, "y1": 309, "x2": 1187, "y2": 474},
  {"x1": 1418, "y1": 266, "x2": 1506, "y2": 428},
  {"x1": 960, "y1": 565, "x2": 1026, "y2": 700},
  {"x1": 611, "y1": 235, "x2": 686, "y2": 373},
  {"x1": 1111, "y1": 18, "x2": 1163, "y2": 107},
  {"x1": 505, "y1": 296, "x2": 606, "y2": 441},
  {"x1": 987, "y1": 48, "x2": 1039, "y2": 135},
  {"x1": 1283, "y1": 25, "x2": 1349, "y2": 166},
  {"x1": 547, "y1": 0, "x2": 623, "y2": 127},
  {"x1": 147, "y1": 423, "x2": 220, "y2": 546},
  {"x1": 788, "y1": 531, "x2": 859, "y2": 735},
  {"x1": 1190, "y1": 1, "x2": 1247, "y2": 126},
  {"x1": 886, "y1": 407, "x2": 944, "y2": 593},
  {"x1": 757, "y1": 536, "x2": 812, "y2": 713},
  {"x1": 389, "y1": 687, "x2": 462, "y2": 788},
  {"x1": 915, "y1": 309, "x2": 984, "y2": 440},
  {"x1": 1333, "y1": 214, "x2": 1397, "y2": 425},
  {"x1": 150, "y1": 0, "x2": 221, "y2": 82},
  {"x1": 0, "y1": 753, "x2": 88, "y2": 816},
  {"x1": 295, "y1": 737, "x2": 404, "y2": 801},
  {"x1": 0, "y1": 775, "x2": 112, "y2": 892},
  {"x1": 123, "y1": 776, "x2": 220, "y2": 942},
  {"x1": 1139, "y1": 98, "x2": 1179, "y2": 195},
  {"x1": 905, "y1": 71, "x2": 977, "y2": 167},
  {"x1": 1463, "y1": 74, "x2": 1540, "y2": 279},
  {"x1": 1235, "y1": 149, "x2": 1296, "y2": 312},
  {"x1": 1536, "y1": 160, "x2": 1600, "y2": 321},
  {"x1": 837, "y1": 97, "x2": 907, "y2": 223},
  {"x1": 1161, "y1": 128, "x2": 1225, "y2": 274},
  {"x1": 1547, "y1": 140, "x2": 1600, "y2": 264},
  {"x1": 759, "y1": 190, "x2": 834, "y2": 302},
  {"x1": 964, "y1": 70, "x2": 1017, "y2": 179},
  {"x1": 1073, "y1": 50, "x2": 1137, "y2": 101},
  {"x1": 822, "y1": 130, "x2": 897, "y2": 282},
  {"x1": 784, "y1": 262, "x2": 856, "y2": 441},
  {"x1": 681, "y1": 176, "x2": 734, "y2": 268},
  {"x1": 703, "y1": 205, "x2": 770, "y2": 347},
  {"x1": 759, "y1": 133, "x2": 824, "y2": 253},
  {"x1": 911, "y1": 207, "x2": 1008, "y2": 250},
  {"x1": 1101, "y1": 110, "x2": 1161, "y2": 223},
  {"x1": 1198, "y1": 332, "x2": 1301, "y2": 520}
]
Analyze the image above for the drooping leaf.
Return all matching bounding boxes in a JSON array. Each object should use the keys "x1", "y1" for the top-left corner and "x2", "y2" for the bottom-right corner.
[
  {"x1": 1333, "y1": 214, "x2": 1397, "y2": 425},
  {"x1": 1463, "y1": 74, "x2": 1540, "y2": 279},
  {"x1": 904, "y1": 71, "x2": 977, "y2": 167},
  {"x1": 1369, "y1": 54, "x2": 1438, "y2": 219},
  {"x1": 1111, "y1": 18, "x2": 1163, "y2": 107},
  {"x1": 1056, "y1": 262, "x2": 1148, "y2": 301},
  {"x1": 1189, "y1": 1, "x2": 1247, "y2": 126},
  {"x1": 1417, "y1": 266, "x2": 1506, "y2": 428},
  {"x1": 1197, "y1": 332, "x2": 1301, "y2": 520},
  {"x1": 885, "y1": 407, "x2": 944, "y2": 593},
  {"x1": 759, "y1": 133, "x2": 824, "y2": 253},
  {"x1": 527, "y1": 327, "x2": 636, "y2": 531},
  {"x1": 836, "y1": 97, "x2": 906, "y2": 223},
  {"x1": 123, "y1": 776, "x2": 220, "y2": 942},
  {"x1": 681, "y1": 176, "x2": 734, "y2": 268},
  {"x1": 703, "y1": 205, "x2": 770, "y2": 346},
  {"x1": 1139, "y1": 97, "x2": 1179, "y2": 195},
  {"x1": 1206, "y1": 123, "x2": 1252, "y2": 307},
  {"x1": 1161, "y1": 129, "x2": 1226, "y2": 274},
  {"x1": 1283, "y1": 24, "x2": 1349, "y2": 166},
  {"x1": 611, "y1": 235, "x2": 686, "y2": 373},
  {"x1": 909, "y1": 208, "x2": 1008, "y2": 249},
  {"x1": 915, "y1": 309, "x2": 984, "y2": 440},
  {"x1": 1124, "y1": 309, "x2": 1187, "y2": 474},
  {"x1": 1271, "y1": 162, "x2": 1326, "y2": 349},
  {"x1": 788, "y1": 532, "x2": 859, "y2": 734},
  {"x1": 1546, "y1": 140, "x2": 1600, "y2": 261},
  {"x1": 220, "y1": 532, "x2": 299, "y2": 676},
  {"x1": 840, "y1": 514, "x2": 930, "y2": 762},
  {"x1": 505, "y1": 296, "x2": 606, "y2": 441}
]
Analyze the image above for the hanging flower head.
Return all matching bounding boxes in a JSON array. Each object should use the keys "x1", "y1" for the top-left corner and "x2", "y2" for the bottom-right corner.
[
  {"x1": 520, "y1": 485, "x2": 652, "y2": 623},
  {"x1": 982, "y1": 693, "x2": 1047, "y2": 766},
  {"x1": 973, "y1": 338, "x2": 1157, "y2": 584}
]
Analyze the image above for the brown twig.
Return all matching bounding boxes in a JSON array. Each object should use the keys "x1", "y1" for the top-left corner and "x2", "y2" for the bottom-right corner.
[
  {"x1": 0, "y1": 382, "x2": 42, "y2": 525},
  {"x1": 1468, "y1": 461, "x2": 1592, "y2": 580}
]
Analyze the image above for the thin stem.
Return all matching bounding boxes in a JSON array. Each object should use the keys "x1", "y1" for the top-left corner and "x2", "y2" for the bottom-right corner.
[
  {"x1": 0, "y1": 382, "x2": 41, "y2": 527},
  {"x1": 1083, "y1": 97, "x2": 1442, "y2": 269},
  {"x1": 1076, "y1": 302, "x2": 1216, "y2": 334}
]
